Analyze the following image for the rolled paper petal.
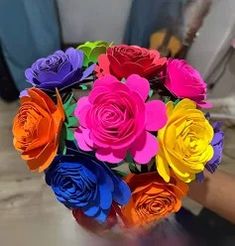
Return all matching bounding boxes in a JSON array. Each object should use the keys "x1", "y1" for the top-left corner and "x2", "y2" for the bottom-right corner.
[
  {"x1": 196, "y1": 172, "x2": 205, "y2": 183},
  {"x1": 206, "y1": 122, "x2": 224, "y2": 173},
  {"x1": 25, "y1": 47, "x2": 94, "y2": 91},
  {"x1": 19, "y1": 89, "x2": 29, "y2": 98},
  {"x1": 75, "y1": 74, "x2": 167, "y2": 164},
  {"x1": 165, "y1": 59, "x2": 210, "y2": 108},
  {"x1": 156, "y1": 99, "x2": 214, "y2": 183},
  {"x1": 72, "y1": 208, "x2": 118, "y2": 233},
  {"x1": 12, "y1": 88, "x2": 65, "y2": 172},
  {"x1": 95, "y1": 44, "x2": 166, "y2": 79},
  {"x1": 94, "y1": 54, "x2": 110, "y2": 77},
  {"x1": 66, "y1": 48, "x2": 84, "y2": 69},
  {"x1": 74, "y1": 128, "x2": 93, "y2": 151},
  {"x1": 125, "y1": 74, "x2": 150, "y2": 101},
  {"x1": 25, "y1": 68, "x2": 34, "y2": 83},
  {"x1": 77, "y1": 40, "x2": 110, "y2": 67},
  {"x1": 95, "y1": 148, "x2": 127, "y2": 164},
  {"x1": 145, "y1": 100, "x2": 167, "y2": 131},
  {"x1": 121, "y1": 172, "x2": 188, "y2": 227},
  {"x1": 130, "y1": 131, "x2": 159, "y2": 164},
  {"x1": 45, "y1": 155, "x2": 131, "y2": 223}
]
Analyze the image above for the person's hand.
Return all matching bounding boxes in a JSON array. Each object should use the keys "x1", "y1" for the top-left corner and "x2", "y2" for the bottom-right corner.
[{"x1": 188, "y1": 170, "x2": 235, "y2": 224}]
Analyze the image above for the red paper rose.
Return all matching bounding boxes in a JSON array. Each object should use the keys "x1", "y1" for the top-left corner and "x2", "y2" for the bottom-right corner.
[
  {"x1": 95, "y1": 45, "x2": 166, "y2": 79},
  {"x1": 72, "y1": 208, "x2": 118, "y2": 233}
]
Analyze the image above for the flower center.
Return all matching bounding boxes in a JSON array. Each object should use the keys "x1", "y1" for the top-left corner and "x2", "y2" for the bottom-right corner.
[{"x1": 90, "y1": 93, "x2": 137, "y2": 144}]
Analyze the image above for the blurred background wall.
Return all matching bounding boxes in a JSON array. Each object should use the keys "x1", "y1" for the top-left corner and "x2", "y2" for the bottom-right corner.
[
  {"x1": 57, "y1": 0, "x2": 132, "y2": 44},
  {"x1": 187, "y1": 0, "x2": 235, "y2": 98},
  {"x1": 1, "y1": 0, "x2": 235, "y2": 102},
  {"x1": 57, "y1": 0, "x2": 235, "y2": 99}
]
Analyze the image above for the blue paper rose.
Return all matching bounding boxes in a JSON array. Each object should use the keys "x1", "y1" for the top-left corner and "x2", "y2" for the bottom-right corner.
[
  {"x1": 45, "y1": 155, "x2": 131, "y2": 222},
  {"x1": 25, "y1": 48, "x2": 94, "y2": 91}
]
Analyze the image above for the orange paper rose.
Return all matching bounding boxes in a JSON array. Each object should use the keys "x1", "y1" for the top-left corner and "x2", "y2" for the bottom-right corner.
[
  {"x1": 13, "y1": 88, "x2": 65, "y2": 172},
  {"x1": 121, "y1": 172, "x2": 188, "y2": 227}
]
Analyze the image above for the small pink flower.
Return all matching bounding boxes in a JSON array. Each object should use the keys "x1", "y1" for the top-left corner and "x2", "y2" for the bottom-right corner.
[
  {"x1": 165, "y1": 59, "x2": 212, "y2": 108},
  {"x1": 74, "y1": 74, "x2": 167, "y2": 164}
]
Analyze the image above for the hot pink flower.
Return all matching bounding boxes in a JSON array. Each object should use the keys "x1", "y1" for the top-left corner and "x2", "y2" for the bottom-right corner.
[
  {"x1": 74, "y1": 74, "x2": 167, "y2": 164},
  {"x1": 165, "y1": 59, "x2": 212, "y2": 108}
]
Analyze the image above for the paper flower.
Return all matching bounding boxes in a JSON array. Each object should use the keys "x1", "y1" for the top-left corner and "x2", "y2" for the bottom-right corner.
[
  {"x1": 77, "y1": 40, "x2": 110, "y2": 67},
  {"x1": 72, "y1": 207, "x2": 117, "y2": 233},
  {"x1": 95, "y1": 45, "x2": 166, "y2": 79},
  {"x1": 165, "y1": 59, "x2": 212, "y2": 108},
  {"x1": 121, "y1": 172, "x2": 188, "y2": 227},
  {"x1": 74, "y1": 74, "x2": 167, "y2": 164},
  {"x1": 45, "y1": 155, "x2": 131, "y2": 223},
  {"x1": 206, "y1": 122, "x2": 224, "y2": 173},
  {"x1": 12, "y1": 88, "x2": 65, "y2": 172},
  {"x1": 25, "y1": 48, "x2": 94, "y2": 91},
  {"x1": 156, "y1": 99, "x2": 214, "y2": 183}
]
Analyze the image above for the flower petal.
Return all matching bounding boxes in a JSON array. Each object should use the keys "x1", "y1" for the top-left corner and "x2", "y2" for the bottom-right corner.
[
  {"x1": 93, "y1": 74, "x2": 118, "y2": 88},
  {"x1": 81, "y1": 64, "x2": 95, "y2": 80},
  {"x1": 112, "y1": 178, "x2": 131, "y2": 205},
  {"x1": 130, "y1": 131, "x2": 158, "y2": 164},
  {"x1": 25, "y1": 68, "x2": 34, "y2": 83},
  {"x1": 145, "y1": 100, "x2": 167, "y2": 131},
  {"x1": 27, "y1": 142, "x2": 58, "y2": 172},
  {"x1": 95, "y1": 54, "x2": 110, "y2": 77},
  {"x1": 75, "y1": 97, "x2": 91, "y2": 127},
  {"x1": 95, "y1": 148, "x2": 126, "y2": 163},
  {"x1": 66, "y1": 48, "x2": 83, "y2": 69},
  {"x1": 83, "y1": 205, "x2": 100, "y2": 217},
  {"x1": 57, "y1": 61, "x2": 72, "y2": 79},
  {"x1": 125, "y1": 74, "x2": 150, "y2": 101},
  {"x1": 74, "y1": 128, "x2": 94, "y2": 151},
  {"x1": 197, "y1": 100, "x2": 213, "y2": 109},
  {"x1": 75, "y1": 96, "x2": 90, "y2": 117}
]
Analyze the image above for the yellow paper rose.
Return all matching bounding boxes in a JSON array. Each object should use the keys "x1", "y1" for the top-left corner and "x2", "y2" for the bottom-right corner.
[{"x1": 156, "y1": 99, "x2": 214, "y2": 183}]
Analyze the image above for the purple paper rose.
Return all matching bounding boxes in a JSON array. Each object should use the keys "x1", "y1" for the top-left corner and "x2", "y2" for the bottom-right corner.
[
  {"x1": 25, "y1": 48, "x2": 94, "y2": 91},
  {"x1": 196, "y1": 122, "x2": 224, "y2": 182},
  {"x1": 206, "y1": 122, "x2": 224, "y2": 173}
]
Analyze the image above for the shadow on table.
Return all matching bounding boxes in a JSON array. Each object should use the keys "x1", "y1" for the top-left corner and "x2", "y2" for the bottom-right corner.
[{"x1": 175, "y1": 207, "x2": 235, "y2": 246}]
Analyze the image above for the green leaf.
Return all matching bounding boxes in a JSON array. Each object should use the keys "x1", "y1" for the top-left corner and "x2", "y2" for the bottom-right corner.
[
  {"x1": 62, "y1": 145, "x2": 67, "y2": 155},
  {"x1": 164, "y1": 96, "x2": 171, "y2": 103},
  {"x1": 67, "y1": 116, "x2": 78, "y2": 128},
  {"x1": 66, "y1": 128, "x2": 75, "y2": 141},
  {"x1": 128, "y1": 162, "x2": 140, "y2": 174},
  {"x1": 126, "y1": 153, "x2": 133, "y2": 163},
  {"x1": 173, "y1": 99, "x2": 181, "y2": 105},
  {"x1": 65, "y1": 103, "x2": 76, "y2": 117},
  {"x1": 113, "y1": 169, "x2": 128, "y2": 178},
  {"x1": 148, "y1": 89, "x2": 154, "y2": 98},
  {"x1": 90, "y1": 46, "x2": 107, "y2": 63},
  {"x1": 59, "y1": 127, "x2": 67, "y2": 154},
  {"x1": 79, "y1": 84, "x2": 88, "y2": 91},
  {"x1": 125, "y1": 153, "x2": 139, "y2": 173},
  {"x1": 63, "y1": 93, "x2": 74, "y2": 110}
]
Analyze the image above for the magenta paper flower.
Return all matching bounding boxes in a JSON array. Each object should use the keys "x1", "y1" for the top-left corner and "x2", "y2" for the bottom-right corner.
[
  {"x1": 165, "y1": 59, "x2": 212, "y2": 108},
  {"x1": 74, "y1": 74, "x2": 167, "y2": 164}
]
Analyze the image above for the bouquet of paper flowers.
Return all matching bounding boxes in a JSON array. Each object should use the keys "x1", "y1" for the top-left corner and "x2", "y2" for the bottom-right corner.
[{"x1": 12, "y1": 41, "x2": 224, "y2": 232}]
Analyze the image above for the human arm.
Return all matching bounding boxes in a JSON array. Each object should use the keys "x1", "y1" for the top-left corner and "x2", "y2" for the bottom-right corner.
[{"x1": 188, "y1": 170, "x2": 235, "y2": 224}]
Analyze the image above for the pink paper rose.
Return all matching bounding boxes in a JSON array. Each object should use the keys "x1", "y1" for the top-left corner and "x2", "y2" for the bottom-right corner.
[
  {"x1": 165, "y1": 59, "x2": 212, "y2": 108},
  {"x1": 74, "y1": 74, "x2": 167, "y2": 164}
]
